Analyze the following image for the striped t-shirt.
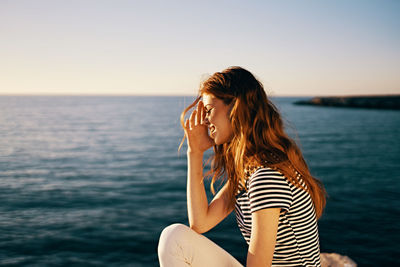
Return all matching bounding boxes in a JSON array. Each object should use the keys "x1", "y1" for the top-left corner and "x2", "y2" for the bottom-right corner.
[{"x1": 235, "y1": 167, "x2": 321, "y2": 266}]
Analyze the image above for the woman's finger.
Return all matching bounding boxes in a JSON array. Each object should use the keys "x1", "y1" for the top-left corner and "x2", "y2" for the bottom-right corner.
[
  {"x1": 199, "y1": 105, "x2": 204, "y2": 125},
  {"x1": 190, "y1": 110, "x2": 196, "y2": 129},
  {"x1": 195, "y1": 102, "x2": 202, "y2": 125},
  {"x1": 198, "y1": 100, "x2": 204, "y2": 125},
  {"x1": 184, "y1": 119, "x2": 189, "y2": 131}
]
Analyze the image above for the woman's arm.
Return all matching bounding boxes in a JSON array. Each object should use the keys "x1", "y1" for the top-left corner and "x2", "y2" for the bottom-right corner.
[
  {"x1": 187, "y1": 150, "x2": 233, "y2": 233},
  {"x1": 185, "y1": 100, "x2": 233, "y2": 234},
  {"x1": 247, "y1": 208, "x2": 280, "y2": 267}
]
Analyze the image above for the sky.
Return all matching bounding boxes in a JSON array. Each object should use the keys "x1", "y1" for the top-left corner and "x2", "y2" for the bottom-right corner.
[{"x1": 0, "y1": 0, "x2": 399, "y2": 96}]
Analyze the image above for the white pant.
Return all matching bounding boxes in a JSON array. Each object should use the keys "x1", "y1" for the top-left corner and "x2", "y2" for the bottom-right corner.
[{"x1": 158, "y1": 223, "x2": 244, "y2": 267}]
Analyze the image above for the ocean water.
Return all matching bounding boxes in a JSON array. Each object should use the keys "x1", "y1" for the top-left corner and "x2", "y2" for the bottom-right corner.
[{"x1": 0, "y1": 95, "x2": 399, "y2": 266}]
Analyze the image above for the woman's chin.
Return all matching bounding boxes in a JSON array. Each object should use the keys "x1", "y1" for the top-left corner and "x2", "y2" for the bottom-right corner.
[
  {"x1": 213, "y1": 136, "x2": 221, "y2": 145},
  {"x1": 213, "y1": 136, "x2": 227, "y2": 145},
  {"x1": 212, "y1": 132, "x2": 232, "y2": 145}
]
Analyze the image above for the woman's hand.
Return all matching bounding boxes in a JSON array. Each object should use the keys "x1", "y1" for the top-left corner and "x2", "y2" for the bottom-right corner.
[{"x1": 184, "y1": 100, "x2": 215, "y2": 154}]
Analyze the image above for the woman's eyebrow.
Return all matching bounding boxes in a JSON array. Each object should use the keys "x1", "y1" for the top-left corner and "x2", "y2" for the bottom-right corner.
[{"x1": 204, "y1": 104, "x2": 213, "y2": 109}]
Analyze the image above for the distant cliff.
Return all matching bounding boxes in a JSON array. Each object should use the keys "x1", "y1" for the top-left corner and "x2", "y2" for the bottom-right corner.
[{"x1": 294, "y1": 95, "x2": 400, "y2": 110}]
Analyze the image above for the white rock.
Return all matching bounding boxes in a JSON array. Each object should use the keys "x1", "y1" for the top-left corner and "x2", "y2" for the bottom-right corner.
[{"x1": 320, "y1": 252, "x2": 357, "y2": 267}]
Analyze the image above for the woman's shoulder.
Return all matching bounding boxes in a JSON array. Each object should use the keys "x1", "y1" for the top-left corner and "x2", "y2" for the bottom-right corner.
[
  {"x1": 245, "y1": 166, "x2": 294, "y2": 212},
  {"x1": 246, "y1": 165, "x2": 286, "y2": 181},
  {"x1": 244, "y1": 165, "x2": 290, "y2": 190},
  {"x1": 248, "y1": 167, "x2": 288, "y2": 184},
  {"x1": 248, "y1": 166, "x2": 309, "y2": 196}
]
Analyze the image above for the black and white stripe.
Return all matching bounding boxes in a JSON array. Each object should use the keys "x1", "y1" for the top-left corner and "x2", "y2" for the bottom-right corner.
[{"x1": 235, "y1": 167, "x2": 321, "y2": 266}]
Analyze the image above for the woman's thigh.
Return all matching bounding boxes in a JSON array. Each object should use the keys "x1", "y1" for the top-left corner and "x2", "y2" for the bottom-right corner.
[{"x1": 158, "y1": 223, "x2": 243, "y2": 267}]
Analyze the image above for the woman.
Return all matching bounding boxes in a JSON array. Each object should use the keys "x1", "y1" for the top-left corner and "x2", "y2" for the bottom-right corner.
[{"x1": 158, "y1": 66, "x2": 326, "y2": 266}]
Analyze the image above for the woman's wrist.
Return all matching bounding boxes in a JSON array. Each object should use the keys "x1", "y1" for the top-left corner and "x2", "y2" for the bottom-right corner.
[{"x1": 187, "y1": 149, "x2": 204, "y2": 157}]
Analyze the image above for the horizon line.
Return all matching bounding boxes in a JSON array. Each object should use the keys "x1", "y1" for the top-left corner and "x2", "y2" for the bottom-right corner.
[{"x1": 0, "y1": 93, "x2": 399, "y2": 98}]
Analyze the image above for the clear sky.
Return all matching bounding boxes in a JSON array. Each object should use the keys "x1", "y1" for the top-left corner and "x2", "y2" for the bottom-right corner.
[{"x1": 1, "y1": 0, "x2": 399, "y2": 96}]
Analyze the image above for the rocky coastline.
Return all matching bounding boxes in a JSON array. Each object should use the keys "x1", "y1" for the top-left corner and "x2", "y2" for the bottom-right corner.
[{"x1": 294, "y1": 95, "x2": 400, "y2": 110}]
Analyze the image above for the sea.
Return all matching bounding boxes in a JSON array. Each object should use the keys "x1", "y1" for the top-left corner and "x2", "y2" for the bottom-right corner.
[{"x1": 0, "y1": 95, "x2": 399, "y2": 266}]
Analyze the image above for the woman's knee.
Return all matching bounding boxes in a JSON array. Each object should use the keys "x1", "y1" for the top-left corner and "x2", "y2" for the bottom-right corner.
[
  {"x1": 158, "y1": 223, "x2": 191, "y2": 254},
  {"x1": 159, "y1": 223, "x2": 190, "y2": 244}
]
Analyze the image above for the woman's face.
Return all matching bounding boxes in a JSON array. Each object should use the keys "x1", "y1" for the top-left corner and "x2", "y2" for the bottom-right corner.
[{"x1": 202, "y1": 93, "x2": 234, "y2": 145}]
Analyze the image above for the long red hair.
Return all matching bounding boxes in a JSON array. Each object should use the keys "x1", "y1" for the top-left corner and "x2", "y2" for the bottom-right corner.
[{"x1": 180, "y1": 66, "x2": 326, "y2": 218}]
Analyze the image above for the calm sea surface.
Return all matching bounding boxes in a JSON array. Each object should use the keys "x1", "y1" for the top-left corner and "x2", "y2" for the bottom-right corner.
[{"x1": 0, "y1": 96, "x2": 399, "y2": 266}]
